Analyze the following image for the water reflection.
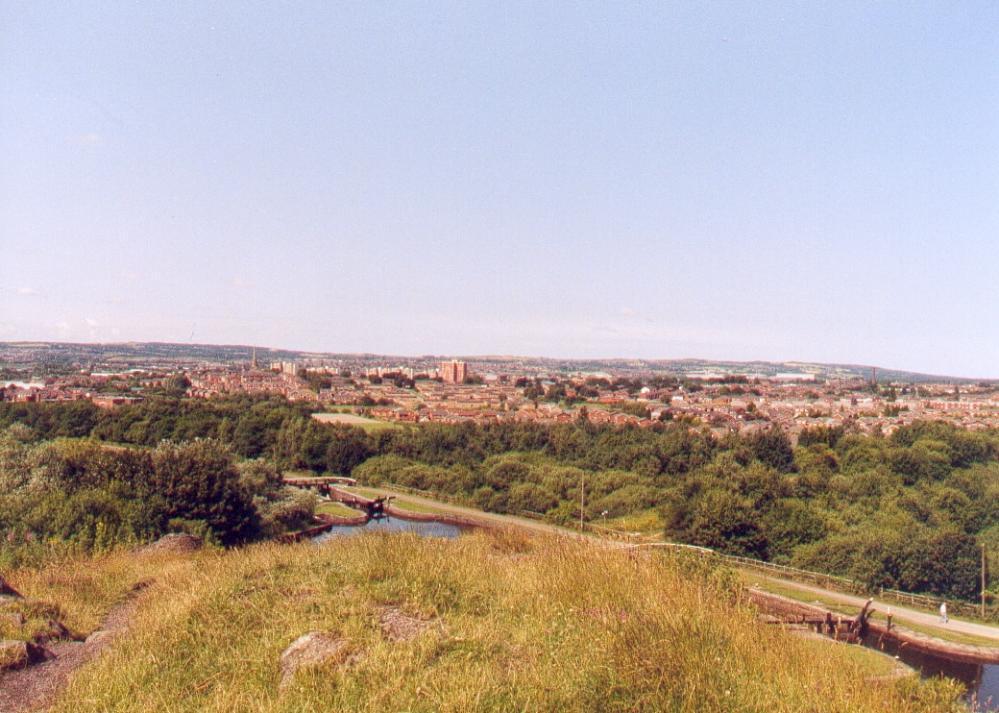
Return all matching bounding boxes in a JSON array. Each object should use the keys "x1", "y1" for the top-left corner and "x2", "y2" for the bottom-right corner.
[
  {"x1": 862, "y1": 633, "x2": 999, "y2": 711},
  {"x1": 312, "y1": 517, "x2": 464, "y2": 543}
]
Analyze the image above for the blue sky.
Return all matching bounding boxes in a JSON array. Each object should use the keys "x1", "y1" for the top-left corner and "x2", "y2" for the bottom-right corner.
[{"x1": 2, "y1": 2, "x2": 997, "y2": 376}]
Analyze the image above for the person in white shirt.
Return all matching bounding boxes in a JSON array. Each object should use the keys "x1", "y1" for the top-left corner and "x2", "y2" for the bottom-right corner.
[{"x1": 939, "y1": 601, "x2": 948, "y2": 624}]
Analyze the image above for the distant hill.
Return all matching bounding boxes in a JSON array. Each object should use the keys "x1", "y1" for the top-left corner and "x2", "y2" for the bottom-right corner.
[{"x1": 0, "y1": 341, "x2": 984, "y2": 383}]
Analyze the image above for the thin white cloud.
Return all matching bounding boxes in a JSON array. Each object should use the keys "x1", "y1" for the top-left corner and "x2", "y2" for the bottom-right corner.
[
  {"x1": 85, "y1": 317, "x2": 100, "y2": 328},
  {"x1": 15, "y1": 286, "x2": 40, "y2": 296}
]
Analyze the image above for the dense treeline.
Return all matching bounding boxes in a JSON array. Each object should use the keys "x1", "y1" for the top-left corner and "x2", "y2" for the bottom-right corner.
[
  {"x1": 2, "y1": 398, "x2": 999, "y2": 600},
  {"x1": 0, "y1": 397, "x2": 314, "y2": 458},
  {"x1": 357, "y1": 420, "x2": 998, "y2": 601},
  {"x1": 0, "y1": 430, "x2": 315, "y2": 567}
]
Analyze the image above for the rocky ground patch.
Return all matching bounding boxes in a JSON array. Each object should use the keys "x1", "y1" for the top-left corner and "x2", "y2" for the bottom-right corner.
[
  {"x1": 137, "y1": 533, "x2": 203, "y2": 555},
  {"x1": 377, "y1": 606, "x2": 437, "y2": 643},
  {"x1": 278, "y1": 631, "x2": 355, "y2": 689}
]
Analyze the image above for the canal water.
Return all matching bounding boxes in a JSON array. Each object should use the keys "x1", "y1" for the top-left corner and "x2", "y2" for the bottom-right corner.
[
  {"x1": 862, "y1": 633, "x2": 999, "y2": 711},
  {"x1": 312, "y1": 517, "x2": 464, "y2": 543}
]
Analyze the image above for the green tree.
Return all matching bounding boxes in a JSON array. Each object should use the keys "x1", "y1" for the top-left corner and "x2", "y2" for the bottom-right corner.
[
  {"x1": 324, "y1": 426, "x2": 372, "y2": 474},
  {"x1": 746, "y1": 427, "x2": 795, "y2": 473},
  {"x1": 151, "y1": 440, "x2": 258, "y2": 545}
]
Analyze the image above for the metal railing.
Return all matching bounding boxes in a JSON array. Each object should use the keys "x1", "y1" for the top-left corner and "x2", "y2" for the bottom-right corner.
[
  {"x1": 721, "y1": 554, "x2": 863, "y2": 594},
  {"x1": 630, "y1": 541, "x2": 997, "y2": 621}
]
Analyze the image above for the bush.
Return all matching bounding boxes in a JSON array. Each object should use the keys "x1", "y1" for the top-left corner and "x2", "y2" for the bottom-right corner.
[{"x1": 150, "y1": 441, "x2": 259, "y2": 545}]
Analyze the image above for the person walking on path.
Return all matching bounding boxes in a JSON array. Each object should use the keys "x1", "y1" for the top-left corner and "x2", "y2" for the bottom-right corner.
[{"x1": 939, "y1": 601, "x2": 948, "y2": 624}]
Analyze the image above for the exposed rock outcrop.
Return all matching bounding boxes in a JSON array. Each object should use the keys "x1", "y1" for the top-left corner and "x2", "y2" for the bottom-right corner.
[
  {"x1": 279, "y1": 632, "x2": 353, "y2": 689},
  {"x1": 378, "y1": 606, "x2": 435, "y2": 642},
  {"x1": 0, "y1": 640, "x2": 50, "y2": 671},
  {"x1": 32, "y1": 619, "x2": 73, "y2": 645},
  {"x1": 139, "y1": 533, "x2": 203, "y2": 555}
]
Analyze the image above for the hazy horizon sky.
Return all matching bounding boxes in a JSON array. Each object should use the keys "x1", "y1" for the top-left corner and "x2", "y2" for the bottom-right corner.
[{"x1": 2, "y1": 2, "x2": 998, "y2": 377}]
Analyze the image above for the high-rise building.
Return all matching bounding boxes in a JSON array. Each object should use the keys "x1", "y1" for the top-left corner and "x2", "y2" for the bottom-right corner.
[{"x1": 440, "y1": 360, "x2": 468, "y2": 384}]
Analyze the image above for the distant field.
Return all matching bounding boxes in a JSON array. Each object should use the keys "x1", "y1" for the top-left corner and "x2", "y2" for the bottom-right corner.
[
  {"x1": 312, "y1": 412, "x2": 381, "y2": 425},
  {"x1": 311, "y1": 412, "x2": 402, "y2": 431}
]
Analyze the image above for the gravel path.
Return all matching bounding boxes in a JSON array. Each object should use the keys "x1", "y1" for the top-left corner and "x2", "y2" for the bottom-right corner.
[{"x1": 0, "y1": 585, "x2": 147, "y2": 713}]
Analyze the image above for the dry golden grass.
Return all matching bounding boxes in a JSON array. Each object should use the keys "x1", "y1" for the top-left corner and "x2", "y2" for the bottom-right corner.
[
  {"x1": 602, "y1": 508, "x2": 663, "y2": 535},
  {"x1": 6, "y1": 531, "x2": 963, "y2": 712},
  {"x1": 6, "y1": 548, "x2": 193, "y2": 636}
]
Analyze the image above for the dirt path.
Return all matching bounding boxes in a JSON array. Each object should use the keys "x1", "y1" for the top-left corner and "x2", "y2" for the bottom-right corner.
[{"x1": 0, "y1": 584, "x2": 148, "y2": 713}]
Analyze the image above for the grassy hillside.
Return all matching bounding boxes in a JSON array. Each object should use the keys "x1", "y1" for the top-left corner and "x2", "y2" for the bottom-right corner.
[{"x1": 9, "y1": 532, "x2": 962, "y2": 712}]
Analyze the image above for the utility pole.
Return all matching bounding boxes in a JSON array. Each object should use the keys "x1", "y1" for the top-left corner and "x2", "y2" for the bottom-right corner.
[{"x1": 983, "y1": 543, "x2": 988, "y2": 619}]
